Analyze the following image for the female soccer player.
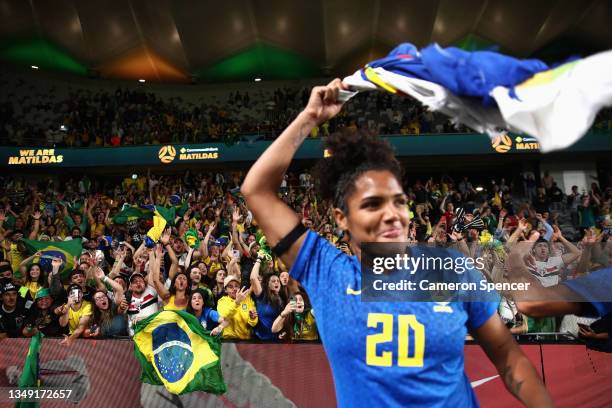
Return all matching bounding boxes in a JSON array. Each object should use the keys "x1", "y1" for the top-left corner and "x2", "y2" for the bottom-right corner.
[{"x1": 241, "y1": 79, "x2": 551, "y2": 407}]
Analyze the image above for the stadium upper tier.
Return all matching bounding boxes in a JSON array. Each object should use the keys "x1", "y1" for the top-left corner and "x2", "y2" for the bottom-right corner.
[{"x1": 1, "y1": 70, "x2": 611, "y2": 148}]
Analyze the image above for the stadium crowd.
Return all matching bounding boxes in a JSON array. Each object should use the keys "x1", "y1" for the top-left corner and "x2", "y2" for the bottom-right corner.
[
  {"x1": 2, "y1": 70, "x2": 612, "y2": 149},
  {"x1": 0, "y1": 71, "x2": 527, "y2": 147},
  {"x1": 1, "y1": 68, "x2": 612, "y2": 149},
  {"x1": 0, "y1": 168, "x2": 610, "y2": 346}
]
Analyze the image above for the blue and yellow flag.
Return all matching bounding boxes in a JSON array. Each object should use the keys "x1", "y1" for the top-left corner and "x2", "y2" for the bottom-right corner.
[
  {"x1": 133, "y1": 311, "x2": 226, "y2": 395},
  {"x1": 23, "y1": 239, "x2": 82, "y2": 280}
]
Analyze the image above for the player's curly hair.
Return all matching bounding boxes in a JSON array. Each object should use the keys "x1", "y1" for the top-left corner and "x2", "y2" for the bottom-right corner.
[{"x1": 314, "y1": 129, "x2": 402, "y2": 214}]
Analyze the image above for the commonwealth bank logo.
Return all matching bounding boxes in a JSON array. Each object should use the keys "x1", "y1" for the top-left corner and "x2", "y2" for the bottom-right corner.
[
  {"x1": 491, "y1": 134, "x2": 513, "y2": 153},
  {"x1": 158, "y1": 145, "x2": 176, "y2": 163}
]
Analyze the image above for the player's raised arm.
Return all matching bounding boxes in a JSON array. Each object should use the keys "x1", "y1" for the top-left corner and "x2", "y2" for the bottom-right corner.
[{"x1": 241, "y1": 79, "x2": 347, "y2": 268}]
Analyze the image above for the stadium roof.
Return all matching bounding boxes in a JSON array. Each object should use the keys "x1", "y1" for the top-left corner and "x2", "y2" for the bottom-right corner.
[{"x1": 0, "y1": 0, "x2": 610, "y2": 83}]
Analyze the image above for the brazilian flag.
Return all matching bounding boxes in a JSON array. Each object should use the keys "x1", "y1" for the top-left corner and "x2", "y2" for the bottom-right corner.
[
  {"x1": 15, "y1": 332, "x2": 43, "y2": 408},
  {"x1": 56, "y1": 200, "x2": 84, "y2": 215},
  {"x1": 154, "y1": 206, "x2": 176, "y2": 226},
  {"x1": 112, "y1": 206, "x2": 153, "y2": 225},
  {"x1": 255, "y1": 231, "x2": 273, "y2": 262},
  {"x1": 23, "y1": 239, "x2": 82, "y2": 280},
  {"x1": 174, "y1": 201, "x2": 189, "y2": 218},
  {"x1": 133, "y1": 311, "x2": 227, "y2": 395}
]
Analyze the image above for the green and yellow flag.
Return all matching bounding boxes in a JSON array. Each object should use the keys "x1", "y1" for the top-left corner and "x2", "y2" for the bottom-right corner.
[
  {"x1": 183, "y1": 228, "x2": 200, "y2": 249},
  {"x1": 22, "y1": 239, "x2": 82, "y2": 280},
  {"x1": 14, "y1": 332, "x2": 43, "y2": 408},
  {"x1": 133, "y1": 310, "x2": 226, "y2": 395},
  {"x1": 174, "y1": 201, "x2": 189, "y2": 218},
  {"x1": 146, "y1": 211, "x2": 167, "y2": 243},
  {"x1": 112, "y1": 206, "x2": 152, "y2": 225},
  {"x1": 154, "y1": 206, "x2": 176, "y2": 226}
]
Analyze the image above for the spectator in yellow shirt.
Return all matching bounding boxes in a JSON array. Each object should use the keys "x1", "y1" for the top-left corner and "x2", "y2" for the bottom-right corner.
[
  {"x1": 57, "y1": 284, "x2": 92, "y2": 346},
  {"x1": 18, "y1": 260, "x2": 45, "y2": 302},
  {"x1": 216, "y1": 276, "x2": 257, "y2": 339},
  {"x1": 201, "y1": 221, "x2": 223, "y2": 278},
  {"x1": 272, "y1": 291, "x2": 318, "y2": 341},
  {"x1": 150, "y1": 245, "x2": 190, "y2": 311}
]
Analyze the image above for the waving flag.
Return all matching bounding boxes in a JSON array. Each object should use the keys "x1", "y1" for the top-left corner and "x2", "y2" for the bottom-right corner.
[
  {"x1": 154, "y1": 206, "x2": 176, "y2": 226},
  {"x1": 14, "y1": 332, "x2": 43, "y2": 408},
  {"x1": 183, "y1": 228, "x2": 200, "y2": 249},
  {"x1": 112, "y1": 206, "x2": 152, "y2": 225},
  {"x1": 133, "y1": 310, "x2": 226, "y2": 395},
  {"x1": 343, "y1": 42, "x2": 612, "y2": 152},
  {"x1": 169, "y1": 194, "x2": 182, "y2": 206},
  {"x1": 491, "y1": 50, "x2": 612, "y2": 152},
  {"x1": 174, "y1": 201, "x2": 189, "y2": 218},
  {"x1": 23, "y1": 239, "x2": 82, "y2": 280},
  {"x1": 145, "y1": 211, "x2": 167, "y2": 247},
  {"x1": 56, "y1": 200, "x2": 85, "y2": 215}
]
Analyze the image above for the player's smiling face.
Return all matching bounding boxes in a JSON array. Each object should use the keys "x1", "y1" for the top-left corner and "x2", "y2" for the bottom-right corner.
[{"x1": 334, "y1": 170, "x2": 409, "y2": 255}]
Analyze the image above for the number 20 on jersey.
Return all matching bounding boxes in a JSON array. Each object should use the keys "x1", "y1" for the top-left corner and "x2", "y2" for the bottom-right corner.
[{"x1": 366, "y1": 313, "x2": 425, "y2": 367}]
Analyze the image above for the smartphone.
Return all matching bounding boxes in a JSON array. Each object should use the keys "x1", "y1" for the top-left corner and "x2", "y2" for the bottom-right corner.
[
  {"x1": 232, "y1": 249, "x2": 240, "y2": 258},
  {"x1": 70, "y1": 288, "x2": 81, "y2": 303}
]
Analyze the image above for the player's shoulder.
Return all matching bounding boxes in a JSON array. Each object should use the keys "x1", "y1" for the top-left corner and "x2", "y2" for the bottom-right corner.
[{"x1": 304, "y1": 230, "x2": 356, "y2": 263}]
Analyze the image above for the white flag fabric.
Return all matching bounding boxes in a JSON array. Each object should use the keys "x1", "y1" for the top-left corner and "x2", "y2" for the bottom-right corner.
[
  {"x1": 343, "y1": 68, "x2": 508, "y2": 138},
  {"x1": 342, "y1": 44, "x2": 612, "y2": 153},
  {"x1": 491, "y1": 50, "x2": 612, "y2": 152}
]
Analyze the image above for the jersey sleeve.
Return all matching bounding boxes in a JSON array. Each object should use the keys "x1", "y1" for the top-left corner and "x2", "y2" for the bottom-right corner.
[
  {"x1": 289, "y1": 230, "x2": 350, "y2": 292},
  {"x1": 464, "y1": 301, "x2": 498, "y2": 331},
  {"x1": 562, "y1": 267, "x2": 612, "y2": 317},
  {"x1": 209, "y1": 309, "x2": 221, "y2": 324}
]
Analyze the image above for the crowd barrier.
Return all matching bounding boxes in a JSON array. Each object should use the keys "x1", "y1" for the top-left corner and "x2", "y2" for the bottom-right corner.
[{"x1": 0, "y1": 338, "x2": 610, "y2": 407}]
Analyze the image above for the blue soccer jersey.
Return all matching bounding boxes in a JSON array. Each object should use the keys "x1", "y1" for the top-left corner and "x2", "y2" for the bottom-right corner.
[
  {"x1": 197, "y1": 307, "x2": 220, "y2": 331},
  {"x1": 562, "y1": 267, "x2": 612, "y2": 317},
  {"x1": 290, "y1": 231, "x2": 497, "y2": 408}
]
